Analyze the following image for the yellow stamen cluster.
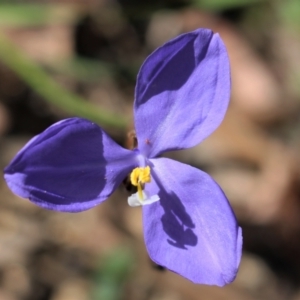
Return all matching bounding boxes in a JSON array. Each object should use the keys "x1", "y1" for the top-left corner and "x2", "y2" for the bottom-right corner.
[{"x1": 130, "y1": 166, "x2": 151, "y2": 200}]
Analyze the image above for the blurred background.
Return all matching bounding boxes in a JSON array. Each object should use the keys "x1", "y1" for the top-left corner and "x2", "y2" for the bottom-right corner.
[{"x1": 0, "y1": 0, "x2": 300, "y2": 299}]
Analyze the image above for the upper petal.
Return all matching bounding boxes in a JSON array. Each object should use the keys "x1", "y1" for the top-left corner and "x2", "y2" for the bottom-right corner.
[
  {"x1": 134, "y1": 28, "x2": 230, "y2": 158},
  {"x1": 4, "y1": 118, "x2": 137, "y2": 212},
  {"x1": 143, "y1": 158, "x2": 242, "y2": 286}
]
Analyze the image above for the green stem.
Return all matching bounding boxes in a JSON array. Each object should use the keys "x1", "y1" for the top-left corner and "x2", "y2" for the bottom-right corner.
[{"x1": 0, "y1": 31, "x2": 128, "y2": 129}]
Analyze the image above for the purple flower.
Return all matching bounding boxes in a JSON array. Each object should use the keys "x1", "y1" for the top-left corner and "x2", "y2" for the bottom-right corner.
[{"x1": 4, "y1": 28, "x2": 242, "y2": 286}]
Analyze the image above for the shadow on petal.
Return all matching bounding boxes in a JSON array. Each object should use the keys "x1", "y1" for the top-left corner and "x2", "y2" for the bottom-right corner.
[
  {"x1": 160, "y1": 191, "x2": 198, "y2": 250},
  {"x1": 139, "y1": 32, "x2": 211, "y2": 101}
]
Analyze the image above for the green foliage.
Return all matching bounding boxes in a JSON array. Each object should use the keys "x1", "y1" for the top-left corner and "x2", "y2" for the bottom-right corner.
[
  {"x1": 92, "y1": 247, "x2": 134, "y2": 300},
  {"x1": 51, "y1": 58, "x2": 114, "y2": 82},
  {"x1": 0, "y1": 3, "x2": 79, "y2": 27},
  {"x1": 192, "y1": 0, "x2": 264, "y2": 11},
  {"x1": 0, "y1": 32, "x2": 128, "y2": 129},
  {"x1": 279, "y1": 0, "x2": 300, "y2": 30}
]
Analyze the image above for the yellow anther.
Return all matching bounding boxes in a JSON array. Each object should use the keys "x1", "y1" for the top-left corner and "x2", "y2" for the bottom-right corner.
[
  {"x1": 130, "y1": 166, "x2": 151, "y2": 200},
  {"x1": 130, "y1": 166, "x2": 151, "y2": 186}
]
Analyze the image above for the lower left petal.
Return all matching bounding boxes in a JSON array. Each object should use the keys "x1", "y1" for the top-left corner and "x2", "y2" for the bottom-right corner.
[
  {"x1": 143, "y1": 158, "x2": 242, "y2": 286},
  {"x1": 4, "y1": 118, "x2": 137, "y2": 212}
]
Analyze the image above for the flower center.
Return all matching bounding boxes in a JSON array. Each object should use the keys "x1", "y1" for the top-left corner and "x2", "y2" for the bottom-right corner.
[{"x1": 130, "y1": 166, "x2": 151, "y2": 200}]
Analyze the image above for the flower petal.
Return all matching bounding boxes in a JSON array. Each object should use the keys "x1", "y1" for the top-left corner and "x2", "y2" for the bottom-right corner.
[
  {"x1": 143, "y1": 158, "x2": 242, "y2": 286},
  {"x1": 134, "y1": 28, "x2": 230, "y2": 158},
  {"x1": 4, "y1": 118, "x2": 137, "y2": 212}
]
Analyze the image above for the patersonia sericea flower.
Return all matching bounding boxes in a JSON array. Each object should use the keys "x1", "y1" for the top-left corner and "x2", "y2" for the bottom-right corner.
[{"x1": 4, "y1": 28, "x2": 242, "y2": 286}]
